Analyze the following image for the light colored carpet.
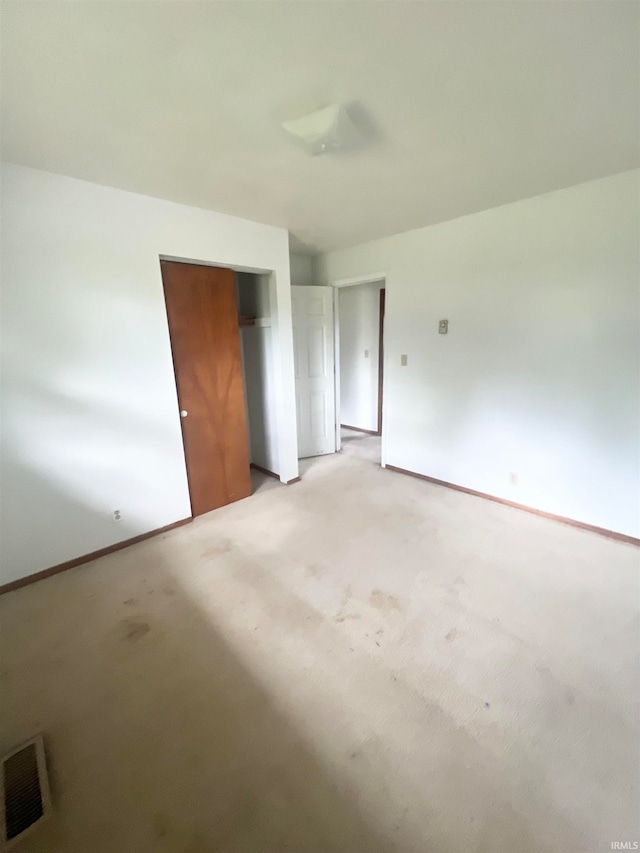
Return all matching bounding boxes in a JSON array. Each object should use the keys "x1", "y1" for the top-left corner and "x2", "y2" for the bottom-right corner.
[{"x1": 1, "y1": 430, "x2": 638, "y2": 853}]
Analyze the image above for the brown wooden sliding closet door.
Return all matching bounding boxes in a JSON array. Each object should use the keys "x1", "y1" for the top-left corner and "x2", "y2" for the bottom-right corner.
[{"x1": 161, "y1": 260, "x2": 251, "y2": 516}]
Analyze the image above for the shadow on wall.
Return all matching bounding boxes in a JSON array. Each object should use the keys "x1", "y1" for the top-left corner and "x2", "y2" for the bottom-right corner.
[
  {"x1": 0, "y1": 467, "x2": 394, "y2": 853},
  {"x1": 0, "y1": 244, "x2": 195, "y2": 585},
  {"x1": 0, "y1": 371, "x2": 187, "y2": 586}
]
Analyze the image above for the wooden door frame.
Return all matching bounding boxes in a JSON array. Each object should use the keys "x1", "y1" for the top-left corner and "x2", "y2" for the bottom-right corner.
[{"x1": 332, "y1": 273, "x2": 388, "y2": 464}]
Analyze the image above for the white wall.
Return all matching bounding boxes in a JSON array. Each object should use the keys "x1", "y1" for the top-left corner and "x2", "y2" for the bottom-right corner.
[
  {"x1": 319, "y1": 171, "x2": 640, "y2": 538},
  {"x1": 0, "y1": 163, "x2": 299, "y2": 584},
  {"x1": 289, "y1": 253, "x2": 316, "y2": 286},
  {"x1": 339, "y1": 281, "x2": 384, "y2": 432}
]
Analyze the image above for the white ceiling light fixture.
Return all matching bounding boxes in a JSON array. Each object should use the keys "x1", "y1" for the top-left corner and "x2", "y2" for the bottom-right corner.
[{"x1": 281, "y1": 104, "x2": 362, "y2": 156}]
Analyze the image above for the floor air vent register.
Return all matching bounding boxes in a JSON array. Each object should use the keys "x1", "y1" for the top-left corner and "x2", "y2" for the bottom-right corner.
[{"x1": 1, "y1": 736, "x2": 51, "y2": 849}]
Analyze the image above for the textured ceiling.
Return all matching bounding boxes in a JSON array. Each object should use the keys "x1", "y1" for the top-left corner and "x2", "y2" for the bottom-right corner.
[{"x1": 1, "y1": 1, "x2": 638, "y2": 253}]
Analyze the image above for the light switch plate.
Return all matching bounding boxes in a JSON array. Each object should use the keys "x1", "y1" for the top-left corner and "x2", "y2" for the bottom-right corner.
[
  {"x1": 439, "y1": 319, "x2": 448, "y2": 334},
  {"x1": 401, "y1": 354, "x2": 408, "y2": 366}
]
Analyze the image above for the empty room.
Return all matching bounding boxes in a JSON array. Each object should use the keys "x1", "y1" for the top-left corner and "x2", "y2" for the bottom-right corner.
[{"x1": 0, "y1": 2, "x2": 638, "y2": 852}]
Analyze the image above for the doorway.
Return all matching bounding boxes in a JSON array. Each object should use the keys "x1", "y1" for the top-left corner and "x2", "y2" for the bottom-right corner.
[
  {"x1": 335, "y1": 279, "x2": 386, "y2": 465},
  {"x1": 236, "y1": 272, "x2": 281, "y2": 480}
]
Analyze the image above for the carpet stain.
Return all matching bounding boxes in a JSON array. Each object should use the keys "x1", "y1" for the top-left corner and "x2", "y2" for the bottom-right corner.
[
  {"x1": 202, "y1": 539, "x2": 233, "y2": 559},
  {"x1": 122, "y1": 598, "x2": 137, "y2": 606},
  {"x1": 445, "y1": 627, "x2": 458, "y2": 642},
  {"x1": 305, "y1": 563, "x2": 325, "y2": 579},
  {"x1": 334, "y1": 584, "x2": 360, "y2": 623},
  {"x1": 121, "y1": 619, "x2": 151, "y2": 641},
  {"x1": 447, "y1": 575, "x2": 467, "y2": 602},
  {"x1": 370, "y1": 589, "x2": 401, "y2": 612}
]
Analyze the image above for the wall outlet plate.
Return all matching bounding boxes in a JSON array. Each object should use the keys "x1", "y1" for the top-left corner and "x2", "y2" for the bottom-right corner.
[{"x1": 439, "y1": 319, "x2": 448, "y2": 334}]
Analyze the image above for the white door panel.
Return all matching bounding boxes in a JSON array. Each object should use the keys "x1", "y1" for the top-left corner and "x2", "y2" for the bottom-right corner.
[{"x1": 292, "y1": 286, "x2": 336, "y2": 458}]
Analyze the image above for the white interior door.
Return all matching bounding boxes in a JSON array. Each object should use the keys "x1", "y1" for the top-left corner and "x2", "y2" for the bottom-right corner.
[{"x1": 292, "y1": 286, "x2": 336, "y2": 458}]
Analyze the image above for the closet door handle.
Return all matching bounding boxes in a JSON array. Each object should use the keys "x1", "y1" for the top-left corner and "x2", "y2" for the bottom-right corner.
[{"x1": 180, "y1": 410, "x2": 188, "y2": 418}]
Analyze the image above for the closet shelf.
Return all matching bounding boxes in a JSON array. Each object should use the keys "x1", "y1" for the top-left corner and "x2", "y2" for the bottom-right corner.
[{"x1": 239, "y1": 317, "x2": 272, "y2": 328}]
